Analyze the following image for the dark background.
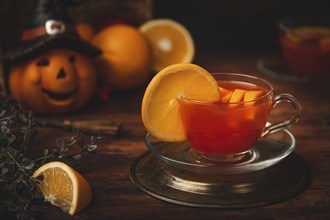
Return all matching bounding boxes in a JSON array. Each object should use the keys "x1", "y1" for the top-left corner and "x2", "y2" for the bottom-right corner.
[
  {"x1": 1, "y1": 0, "x2": 329, "y2": 55},
  {"x1": 152, "y1": 0, "x2": 330, "y2": 54}
]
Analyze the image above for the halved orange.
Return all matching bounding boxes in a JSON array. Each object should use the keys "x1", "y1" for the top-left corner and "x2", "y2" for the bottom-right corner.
[
  {"x1": 32, "y1": 161, "x2": 92, "y2": 215},
  {"x1": 139, "y1": 19, "x2": 195, "y2": 72},
  {"x1": 141, "y1": 63, "x2": 220, "y2": 142}
]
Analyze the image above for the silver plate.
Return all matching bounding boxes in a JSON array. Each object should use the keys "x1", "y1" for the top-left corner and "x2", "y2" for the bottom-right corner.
[{"x1": 130, "y1": 130, "x2": 312, "y2": 208}]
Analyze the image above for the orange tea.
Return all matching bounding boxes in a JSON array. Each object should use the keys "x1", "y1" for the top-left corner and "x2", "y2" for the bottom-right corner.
[
  {"x1": 179, "y1": 81, "x2": 270, "y2": 155},
  {"x1": 177, "y1": 73, "x2": 301, "y2": 158},
  {"x1": 280, "y1": 26, "x2": 330, "y2": 74}
]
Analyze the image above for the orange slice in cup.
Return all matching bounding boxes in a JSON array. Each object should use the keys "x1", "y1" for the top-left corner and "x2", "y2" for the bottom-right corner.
[
  {"x1": 229, "y1": 89, "x2": 247, "y2": 107},
  {"x1": 139, "y1": 19, "x2": 195, "y2": 72},
  {"x1": 219, "y1": 86, "x2": 233, "y2": 103},
  {"x1": 244, "y1": 90, "x2": 264, "y2": 120},
  {"x1": 141, "y1": 63, "x2": 220, "y2": 142},
  {"x1": 244, "y1": 90, "x2": 264, "y2": 104}
]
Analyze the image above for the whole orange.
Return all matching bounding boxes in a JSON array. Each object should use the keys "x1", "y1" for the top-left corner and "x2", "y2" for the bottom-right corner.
[
  {"x1": 76, "y1": 23, "x2": 95, "y2": 41},
  {"x1": 91, "y1": 24, "x2": 151, "y2": 90}
]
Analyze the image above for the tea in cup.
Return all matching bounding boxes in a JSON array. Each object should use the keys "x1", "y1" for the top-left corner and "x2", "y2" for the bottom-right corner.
[
  {"x1": 177, "y1": 73, "x2": 301, "y2": 162},
  {"x1": 279, "y1": 16, "x2": 330, "y2": 75}
]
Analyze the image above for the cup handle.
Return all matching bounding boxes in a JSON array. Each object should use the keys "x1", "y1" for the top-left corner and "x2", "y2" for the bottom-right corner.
[{"x1": 262, "y1": 93, "x2": 302, "y2": 137}]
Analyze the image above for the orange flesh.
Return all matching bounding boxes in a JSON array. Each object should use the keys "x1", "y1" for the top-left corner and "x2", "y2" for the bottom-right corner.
[{"x1": 36, "y1": 167, "x2": 73, "y2": 212}]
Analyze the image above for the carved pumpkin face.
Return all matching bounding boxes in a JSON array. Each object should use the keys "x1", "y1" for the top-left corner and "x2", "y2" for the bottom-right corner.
[{"x1": 8, "y1": 48, "x2": 97, "y2": 114}]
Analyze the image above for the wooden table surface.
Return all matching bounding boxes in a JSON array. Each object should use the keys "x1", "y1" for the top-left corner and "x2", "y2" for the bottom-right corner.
[{"x1": 16, "y1": 52, "x2": 330, "y2": 219}]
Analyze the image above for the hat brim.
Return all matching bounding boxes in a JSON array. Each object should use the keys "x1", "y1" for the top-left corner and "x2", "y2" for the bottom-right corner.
[{"x1": 3, "y1": 34, "x2": 102, "y2": 63}]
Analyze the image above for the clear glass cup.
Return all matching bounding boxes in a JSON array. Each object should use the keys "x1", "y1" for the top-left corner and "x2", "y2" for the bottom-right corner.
[
  {"x1": 278, "y1": 16, "x2": 330, "y2": 75},
  {"x1": 177, "y1": 73, "x2": 301, "y2": 163}
]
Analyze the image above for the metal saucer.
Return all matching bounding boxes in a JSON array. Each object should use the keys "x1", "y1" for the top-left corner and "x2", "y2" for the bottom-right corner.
[
  {"x1": 130, "y1": 152, "x2": 311, "y2": 208},
  {"x1": 130, "y1": 130, "x2": 312, "y2": 208}
]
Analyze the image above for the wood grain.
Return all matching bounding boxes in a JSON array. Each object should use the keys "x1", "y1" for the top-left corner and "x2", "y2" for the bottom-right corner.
[{"x1": 2, "y1": 53, "x2": 330, "y2": 219}]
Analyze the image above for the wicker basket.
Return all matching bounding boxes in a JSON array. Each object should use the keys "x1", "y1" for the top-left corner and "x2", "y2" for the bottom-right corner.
[{"x1": 0, "y1": 0, "x2": 153, "y2": 98}]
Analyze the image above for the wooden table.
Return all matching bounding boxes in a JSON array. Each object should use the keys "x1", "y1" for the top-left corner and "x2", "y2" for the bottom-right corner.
[{"x1": 11, "y1": 52, "x2": 330, "y2": 219}]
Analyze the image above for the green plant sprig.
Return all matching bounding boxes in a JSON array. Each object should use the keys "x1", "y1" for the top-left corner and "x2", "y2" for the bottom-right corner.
[{"x1": 0, "y1": 98, "x2": 102, "y2": 219}]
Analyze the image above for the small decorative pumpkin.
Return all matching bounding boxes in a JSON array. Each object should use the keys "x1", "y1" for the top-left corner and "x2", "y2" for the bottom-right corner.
[
  {"x1": 8, "y1": 48, "x2": 97, "y2": 114},
  {"x1": 2, "y1": 0, "x2": 101, "y2": 114}
]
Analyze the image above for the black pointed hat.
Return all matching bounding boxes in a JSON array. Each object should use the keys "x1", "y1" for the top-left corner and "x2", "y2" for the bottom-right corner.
[{"x1": 3, "y1": 0, "x2": 101, "y2": 63}]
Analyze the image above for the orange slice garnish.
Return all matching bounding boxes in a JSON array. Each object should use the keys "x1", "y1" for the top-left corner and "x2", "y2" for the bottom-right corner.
[
  {"x1": 219, "y1": 86, "x2": 233, "y2": 103},
  {"x1": 244, "y1": 90, "x2": 264, "y2": 105},
  {"x1": 141, "y1": 63, "x2": 220, "y2": 141},
  {"x1": 229, "y1": 89, "x2": 246, "y2": 106}
]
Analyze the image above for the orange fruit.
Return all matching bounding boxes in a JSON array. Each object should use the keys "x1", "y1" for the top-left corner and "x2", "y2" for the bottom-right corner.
[
  {"x1": 141, "y1": 63, "x2": 220, "y2": 142},
  {"x1": 91, "y1": 24, "x2": 151, "y2": 90},
  {"x1": 76, "y1": 23, "x2": 95, "y2": 41},
  {"x1": 139, "y1": 19, "x2": 195, "y2": 72},
  {"x1": 32, "y1": 161, "x2": 92, "y2": 215}
]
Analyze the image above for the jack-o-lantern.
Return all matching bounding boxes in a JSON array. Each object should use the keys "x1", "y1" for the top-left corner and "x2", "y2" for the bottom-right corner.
[
  {"x1": 2, "y1": 0, "x2": 101, "y2": 114},
  {"x1": 8, "y1": 48, "x2": 97, "y2": 114}
]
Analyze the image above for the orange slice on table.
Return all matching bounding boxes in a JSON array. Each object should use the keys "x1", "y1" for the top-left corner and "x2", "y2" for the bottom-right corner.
[
  {"x1": 32, "y1": 161, "x2": 92, "y2": 215},
  {"x1": 141, "y1": 63, "x2": 220, "y2": 142},
  {"x1": 139, "y1": 19, "x2": 195, "y2": 72}
]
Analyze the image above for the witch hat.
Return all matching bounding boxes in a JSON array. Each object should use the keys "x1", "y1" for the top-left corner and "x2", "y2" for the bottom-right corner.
[{"x1": 2, "y1": 0, "x2": 101, "y2": 63}]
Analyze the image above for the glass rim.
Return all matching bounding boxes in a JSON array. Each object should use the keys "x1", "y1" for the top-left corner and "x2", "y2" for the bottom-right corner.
[
  {"x1": 178, "y1": 72, "x2": 274, "y2": 105},
  {"x1": 278, "y1": 16, "x2": 330, "y2": 32}
]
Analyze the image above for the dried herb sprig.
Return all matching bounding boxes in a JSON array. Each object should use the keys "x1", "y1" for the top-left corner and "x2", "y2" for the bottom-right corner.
[{"x1": 0, "y1": 98, "x2": 102, "y2": 219}]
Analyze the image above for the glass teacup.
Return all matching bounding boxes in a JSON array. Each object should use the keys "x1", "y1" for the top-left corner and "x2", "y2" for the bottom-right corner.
[
  {"x1": 177, "y1": 73, "x2": 301, "y2": 163},
  {"x1": 278, "y1": 16, "x2": 330, "y2": 75}
]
